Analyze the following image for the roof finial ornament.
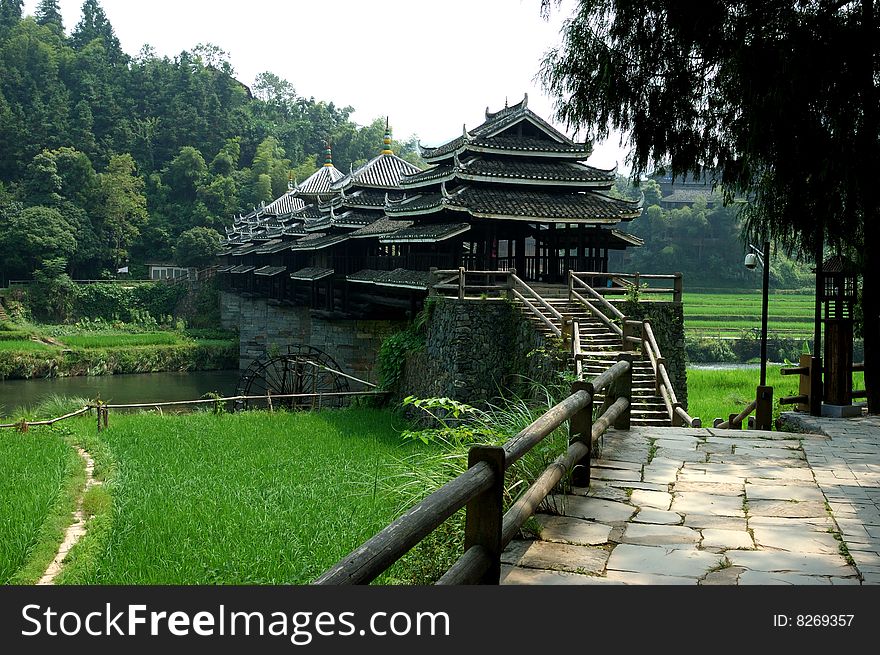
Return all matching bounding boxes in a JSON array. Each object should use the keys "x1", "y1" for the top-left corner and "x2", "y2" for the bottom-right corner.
[
  {"x1": 288, "y1": 172, "x2": 294, "y2": 191},
  {"x1": 505, "y1": 96, "x2": 508, "y2": 108},
  {"x1": 441, "y1": 180, "x2": 452, "y2": 200},
  {"x1": 522, "y1": 92, "x2": 528, "y2": 110},
  {"x1": 340, "y1": 185, "x2": 346, "y2": 200},
  {"x1": 381, "y1": 117, "x2": 393, "y2": 155},
  {"x1": 461, "y1": 124, "x2": 471, "y2": 142},
  {"x1": 323, "y1": 140, "x2": 333, "y2": 167}
]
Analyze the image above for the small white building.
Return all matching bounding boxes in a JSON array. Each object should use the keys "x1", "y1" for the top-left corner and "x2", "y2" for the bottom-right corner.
[{"x1": 147, "y1": 263, "x2": 197, "y2": 281}]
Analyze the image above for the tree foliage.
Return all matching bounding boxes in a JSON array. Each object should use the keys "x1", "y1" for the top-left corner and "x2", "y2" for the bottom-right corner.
[
  {"x1": 173, "y1": 226, "x2": 222, "y2": 269},
  {"x1": 540, "y1": 0, "x2": 880, "y2": 410}
]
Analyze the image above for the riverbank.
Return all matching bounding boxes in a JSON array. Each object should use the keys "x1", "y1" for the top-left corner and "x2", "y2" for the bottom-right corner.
[{"x1": 0, "y1": 325, "x2": 236, "y2": 382}]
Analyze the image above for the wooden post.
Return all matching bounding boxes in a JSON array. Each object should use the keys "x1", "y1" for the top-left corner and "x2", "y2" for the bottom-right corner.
[
  {"x1": 673, "y1": 273, "x2": 683, "y2": 302},
  {"x1": 671, "y1": 402, "x2": 684, "y2": 427},
  {"x1": 655, "y1": 357, "x2": 666, "y2": 393},
  {"x1": 96, "y1": 402, "x2": 103, "y2": 432},
  {"x1": 567, "y1": 270, "x2": 574, "y2": 302},
  {"x1": 457, "y1": 267, "x2": 465, "y2": 300},
  {"x1": 728, "y1": 413, "x2": 742, "y2": 429},
  {"x1": 569, "y1": 381, "x2": 594, "y2": 487},
  {"x1": 622, "y1": 317, "x2": 636, "y2": 352},
  {"x1": 809, "y1": 355, "x2": 822, "y2": 416},
  {"x1": 464, "y1": 446, "x2": 506, "y2": 584},
  {"x1": 429, "y1": 267, "x2": 438, "y2": 297},
  {"x1": 797, "y1": 353, "x2": 812, "y2": 413},
  {"x1": 506, "y1": 268, "x2": 516, "y2": 300},
  {"x1": 754, "y1": 385, "x2": 773, "y2": 431},
  {"x1": 606, "y1": 354, "x2": 633, "y2": 430},
  {"x1": 561, "y1": 314, "x2": 573, "y2": 348},
  {"x1": 267, "y1": 391, "x2": 274, "y2": 413},
  {"x1": 102, "y1": 406, "x2": 109, "y2": 430}
]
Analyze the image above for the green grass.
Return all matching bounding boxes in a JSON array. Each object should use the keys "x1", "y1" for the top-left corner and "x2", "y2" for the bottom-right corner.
[
  {"x1": 682, "y1": 290, "x2": 816, "y2": 337},
  {"x1": 0, "y1": 430, "x2": 82, "y2": 583},
  {"x1": 61, "y1": 333, "x2": 186, "y2": 348},
  {"x1": 687, "y1": 366, "x2": 865, "y2": 425},
  {"x1": 0, "y1": 340, "x2": 58, "y2": 352},
  {"x1": 58, "y1": 408, "x2": 426, "y2": 585}
]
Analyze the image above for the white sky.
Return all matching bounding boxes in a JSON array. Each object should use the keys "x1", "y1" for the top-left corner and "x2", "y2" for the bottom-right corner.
[{"x1": 23, "y1": 0, "x2": 630, "y2": 171}]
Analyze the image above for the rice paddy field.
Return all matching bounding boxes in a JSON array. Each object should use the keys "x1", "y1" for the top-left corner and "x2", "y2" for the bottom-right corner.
[
  {"x1": 52, "y1": 408, "x2": 425, "y2": 585},
  {"x1": 0, "y1": 432, "x2": 81, "y2": 583},
  {"x1": 682, "y1": 290, "x2": 815, "y2": 337},
  {"x1": 687, "y1": 365, "x2": 865, "y2": 425}
]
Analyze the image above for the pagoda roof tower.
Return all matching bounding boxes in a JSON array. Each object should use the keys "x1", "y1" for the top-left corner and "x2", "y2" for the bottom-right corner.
[{"x1": 386, "y1": 94, "x2": 641, "y2": 237}]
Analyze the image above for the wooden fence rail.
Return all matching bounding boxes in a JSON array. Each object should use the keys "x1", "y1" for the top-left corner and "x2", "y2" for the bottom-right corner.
[
  {"x1": 314, "y1": 357, "x2": 634, "y2": 585},
  {"x1": 0, "y1": 390, "x2": 389, "y2": 431}
]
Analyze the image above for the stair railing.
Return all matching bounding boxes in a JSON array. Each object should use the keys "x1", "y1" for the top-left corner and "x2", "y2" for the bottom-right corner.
[
  {"x1": 568, "y1": 272, "x2": 623, "y2": 338},
  {"x1": 507, "y1": 271, "x2": 563, "y2": 339},
  {"x1": 640, "y1": 320, "x2": 701, "y2": 427}
]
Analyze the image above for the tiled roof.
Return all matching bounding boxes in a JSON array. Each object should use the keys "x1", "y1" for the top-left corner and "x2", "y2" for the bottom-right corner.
[
  {"x1": 610, "y1": 229, "x2": 645, "y2": 247},
  {"x1": 253, "y1": 266, "x2": 288, "y2": 276},
  {"x1": 387, "y1": 187, "x2": 640, "y2": 222},
  {"x1": 283, "y1": 223, "x2": 308, "y2": 236},
  {"x1": 380, "y1": 222, "x2": 470, "y2": 243},
  {"x1": 230, "y1": 265, "x2": 256, "y2": 274},
  {"x1": 660, "y1": 188, "x2": 716, "y2": 204},
  {"x1": 399, "y1": 159, "x2": 614, "y2": 189},
  {"x1": 256, "y1": 239, "x2": 293, "y2": 254},
  {"x1": 348, "y1": 217, "x2": 413, "y2": 239},
  {"x1": 296, "y1": 164, "x2": 345, "y2": 197},
  {"x1": 331, "y1": 209, "x2": 378, "y2": 228},
  {"x1": 264, "y1": 191, "x2": 306, "y2": 216},
  {"x1": 290, "y1": 267, "x2": 335, "y2": 281},
  {"x1": 230, "y1": 242, "x2": 265, "y2": 256},
  {"x1": 332, "y1": 153, "x2": 422, "y2": 190},
  {"x1": 292, "y1": 205, "x2": 324, "y2": 219},
  {"x1": 288, "y1": 233, "x2": 349, "y2": 251},
  {"x1": 347, "y1": 268, "x2": 434, "y2": 290},
  {"x1": 215, "y1": 265, "x2": 233, "y2": 273},
  {"x1": 343, "y1": 188, "x2": 399, "y2": 208}
]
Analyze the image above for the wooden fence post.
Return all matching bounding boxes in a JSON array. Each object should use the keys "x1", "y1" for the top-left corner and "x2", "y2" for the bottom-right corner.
[
  {"x1": 754, "y1": 385, "x2": 773, "y2": 431},
  {"x1": 569, "y1": 381, "x2": 594, "y2": 487},
  {"x1": 622, "y1": 317, "x2": 636, "y2": 352},
  {"x1": 561, "y1": 314, "x2": 573, "y2": 348},
  {"x1": 673, "y1": 273, "x2": 683, "y2": 302},
  {"x1": 102, "y1": 406, "x2": 109, "y2": 430},
  {"x1": 464, "y1": 446, "x2": 506, "y2": 584},
  {"x1": 602, "y1": 354, "x2": 633, "y2": 430},
  {"x1": 808, "y1": 355, "x2": 822, "y2": 416},
  {"x1": 728, "y1": 413, "x2": 742, "y2": 429},
  {"x1": 457, "y1": 267, "x2": 465, "y2": 300},
  {"x1": 428, "y1": 267, "x2": 438, "y2": 297},
  {"x1": 506, "y1": 268, "x2": 516, "y2": 300}
]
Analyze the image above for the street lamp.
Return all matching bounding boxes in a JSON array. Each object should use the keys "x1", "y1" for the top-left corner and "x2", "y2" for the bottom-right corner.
[{"x1": 744, "y1": 241, "x2": 772, "y2": 429}]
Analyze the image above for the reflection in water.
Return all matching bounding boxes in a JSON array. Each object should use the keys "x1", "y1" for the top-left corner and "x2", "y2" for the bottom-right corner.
[{"x1": 0, "y1": 370, "x2": 240, "y2": 417}]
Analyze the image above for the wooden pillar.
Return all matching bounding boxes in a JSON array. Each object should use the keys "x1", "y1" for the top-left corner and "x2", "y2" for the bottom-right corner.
[
  {"x1": 569, "y1": 381, "x2": 594, "y2": 487},
  {"x1": 548, "y1": 224, "x2": 559, "y2": 282},
  {"x1": 464, "y1": 446, "x2": 505, "y2": 584}
]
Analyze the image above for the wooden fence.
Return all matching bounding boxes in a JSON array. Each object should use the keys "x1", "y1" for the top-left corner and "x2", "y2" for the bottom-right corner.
[{"x1": 314, "y1": 357, "x2": 635, "y2": 585}]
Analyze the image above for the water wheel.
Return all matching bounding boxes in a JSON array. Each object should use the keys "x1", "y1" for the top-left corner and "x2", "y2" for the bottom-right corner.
[{"x1": 234, "y1": 344, "x2": 350, "y2": 411}]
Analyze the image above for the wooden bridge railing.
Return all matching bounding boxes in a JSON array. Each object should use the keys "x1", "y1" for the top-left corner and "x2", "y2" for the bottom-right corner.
[
  {"x1": 314, "y1": 357, "x2": 635, "y2": 585},
  {"x1": 779, "y1": 354, "x2": 865, "y2": 416},
  {"x1": 569, "y1": 271, "x2": 683, "y2": 303}
]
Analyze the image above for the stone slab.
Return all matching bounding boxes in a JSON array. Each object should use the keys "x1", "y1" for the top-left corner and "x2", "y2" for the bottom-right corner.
[
  {"x1": 630, "y1": 489, "x2": 672, "y2": 510},
  {"x1": 620, "y1": 523, "x2": 701, "y2": 547},
  {"x1": 672, "y1": 481, "x2": 744, "y2": 496},
  {"x1": 581, "y1": 485, "x2": 631, "y2": 503},
  {"x1": 726, "y1": 550, "x2": 855, "y2": 576},
  {"x1": 605, "y1": 544, "x2": 723, "y2": 578},
  {"x1": 683, "y1": 514, "x2": 748, "y2": 531},
  {"x1": 701, "y1": 529, "x2": 755, "y2": 550},
  {"x1": 534, "y1": 515, "x2": 613, "y2": 546},
  {"x1": 671, "y1": 492, "x2": 746, "y2": 517},
  {"x1": 747, "y1": 499, "x2": 828, "y2": 518},
  {"x1": 501, "y1": 539, "x2": 609, "y2": 575},
  {"x1": 751, "y1": 525, "x2": 842, "y2": 554},
  {"x1": 700, "y1": 566, "x2": 746, "y2": 585},
  {"x1": 737, "y1": 571, "x2": 834, "y2": 585},
  {"x1": 633, "y1": 509, "x2": 683, "y2": 525},
  {"x1": 591, "y1": 467, "x2": 642, "y2": 482},
  {"x1": 745, "y1": 484, "x2": 825, "y2": 502},
  {"x1": 551, "y1": 495, "x2": 636, "y2": 523}
]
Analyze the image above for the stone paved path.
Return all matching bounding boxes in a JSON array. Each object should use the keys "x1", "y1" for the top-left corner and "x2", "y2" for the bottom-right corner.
[{"x1": 500, "y1": 412, "x2": 880, "y2": 585}]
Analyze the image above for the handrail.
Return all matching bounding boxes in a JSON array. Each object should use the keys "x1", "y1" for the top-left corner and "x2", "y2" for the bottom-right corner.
[
  {"x1": 569, "y1": 274, "x2": 625, "y2": 320},
  {"x1": 569, "y1": 289, "x2": 623, "y2": 337},
  {"x1": 510, "y1": 288, "x2": 562, "y2": 338},
  {"x1": 570, "y1": 270, "x2": 682, "y2": 302},
  {"x1": 715, "y1": 400, "x2": 757, "y2": 429},
  {"x1": 509, "y1": 273, "x2": 564, "y2": 323},
  {"x1": 640, "y1": 320, "x2": 700, "y2": 428},
  {"x1": 315, "y1": 357, "x2": 634, "y2": 585}
]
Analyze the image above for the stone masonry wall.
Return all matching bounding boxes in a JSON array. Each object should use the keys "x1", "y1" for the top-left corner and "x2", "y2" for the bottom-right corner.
[
  {"x1": 400, "y1": 298, "x2": 560, "y2": 405},
  {"x1": 220, "y1": 292, "x2": 404, "y2": 383}
]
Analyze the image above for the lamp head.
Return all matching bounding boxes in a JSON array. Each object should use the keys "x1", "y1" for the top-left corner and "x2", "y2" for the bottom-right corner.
[{"x1": 744, "y1": 253, "x2": 758, "y2": 270}]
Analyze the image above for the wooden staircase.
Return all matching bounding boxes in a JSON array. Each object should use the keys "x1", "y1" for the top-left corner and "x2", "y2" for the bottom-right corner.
[
  {"x1": 0, "y1": 298, "x2": 9, "y2": 322},
  {"x1": 514, "y1": 296, "x2": 672, "y2": 427}
]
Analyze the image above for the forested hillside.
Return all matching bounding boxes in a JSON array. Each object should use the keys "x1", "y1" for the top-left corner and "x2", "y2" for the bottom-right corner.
[{"x1": 0, "y1": 0, "x2": 421, "y2": 282}]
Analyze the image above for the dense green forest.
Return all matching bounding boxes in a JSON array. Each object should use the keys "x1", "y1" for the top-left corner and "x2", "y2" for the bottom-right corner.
[
  {"x1": 0, "y1": 0, "x2": 421, "y2": 283},
  {"x1": 611, "y1": 178, "x2": 814, "y2": 290}
]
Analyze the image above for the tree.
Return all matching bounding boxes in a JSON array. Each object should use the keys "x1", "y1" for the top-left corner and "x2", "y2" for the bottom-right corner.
[
  {"x1": 35, "y1": 0, "x2": 64, "y2": 35},
  {"x1": 173, "y1": 226, "x2": 222, "y2": 268},
  {"x1": 99, "y1": 153, "x2": 147, "y2": 270},
  {"x1": 0, "y1": 0, "x2": 22, "y2": 31},
  {"x1": 540, "y1": 0, "x2": 880, "y2": 412},
  {"x1": 71, "y1": 0, "x2": 122, "y2": 62},
  {"x1": 0, "y1": 205, "x2": 77, "y2": 274}
]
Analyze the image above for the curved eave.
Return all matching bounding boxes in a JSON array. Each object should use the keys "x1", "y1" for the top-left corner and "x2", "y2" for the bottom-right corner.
[{"x1": 423, "y1": 143, "x2": 592, "y2": 164}]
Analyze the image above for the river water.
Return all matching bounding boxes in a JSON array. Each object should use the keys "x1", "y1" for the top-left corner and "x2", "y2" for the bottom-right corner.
[{"x1": 0, "y1": 370, "x2": 241, "y2": 416}]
